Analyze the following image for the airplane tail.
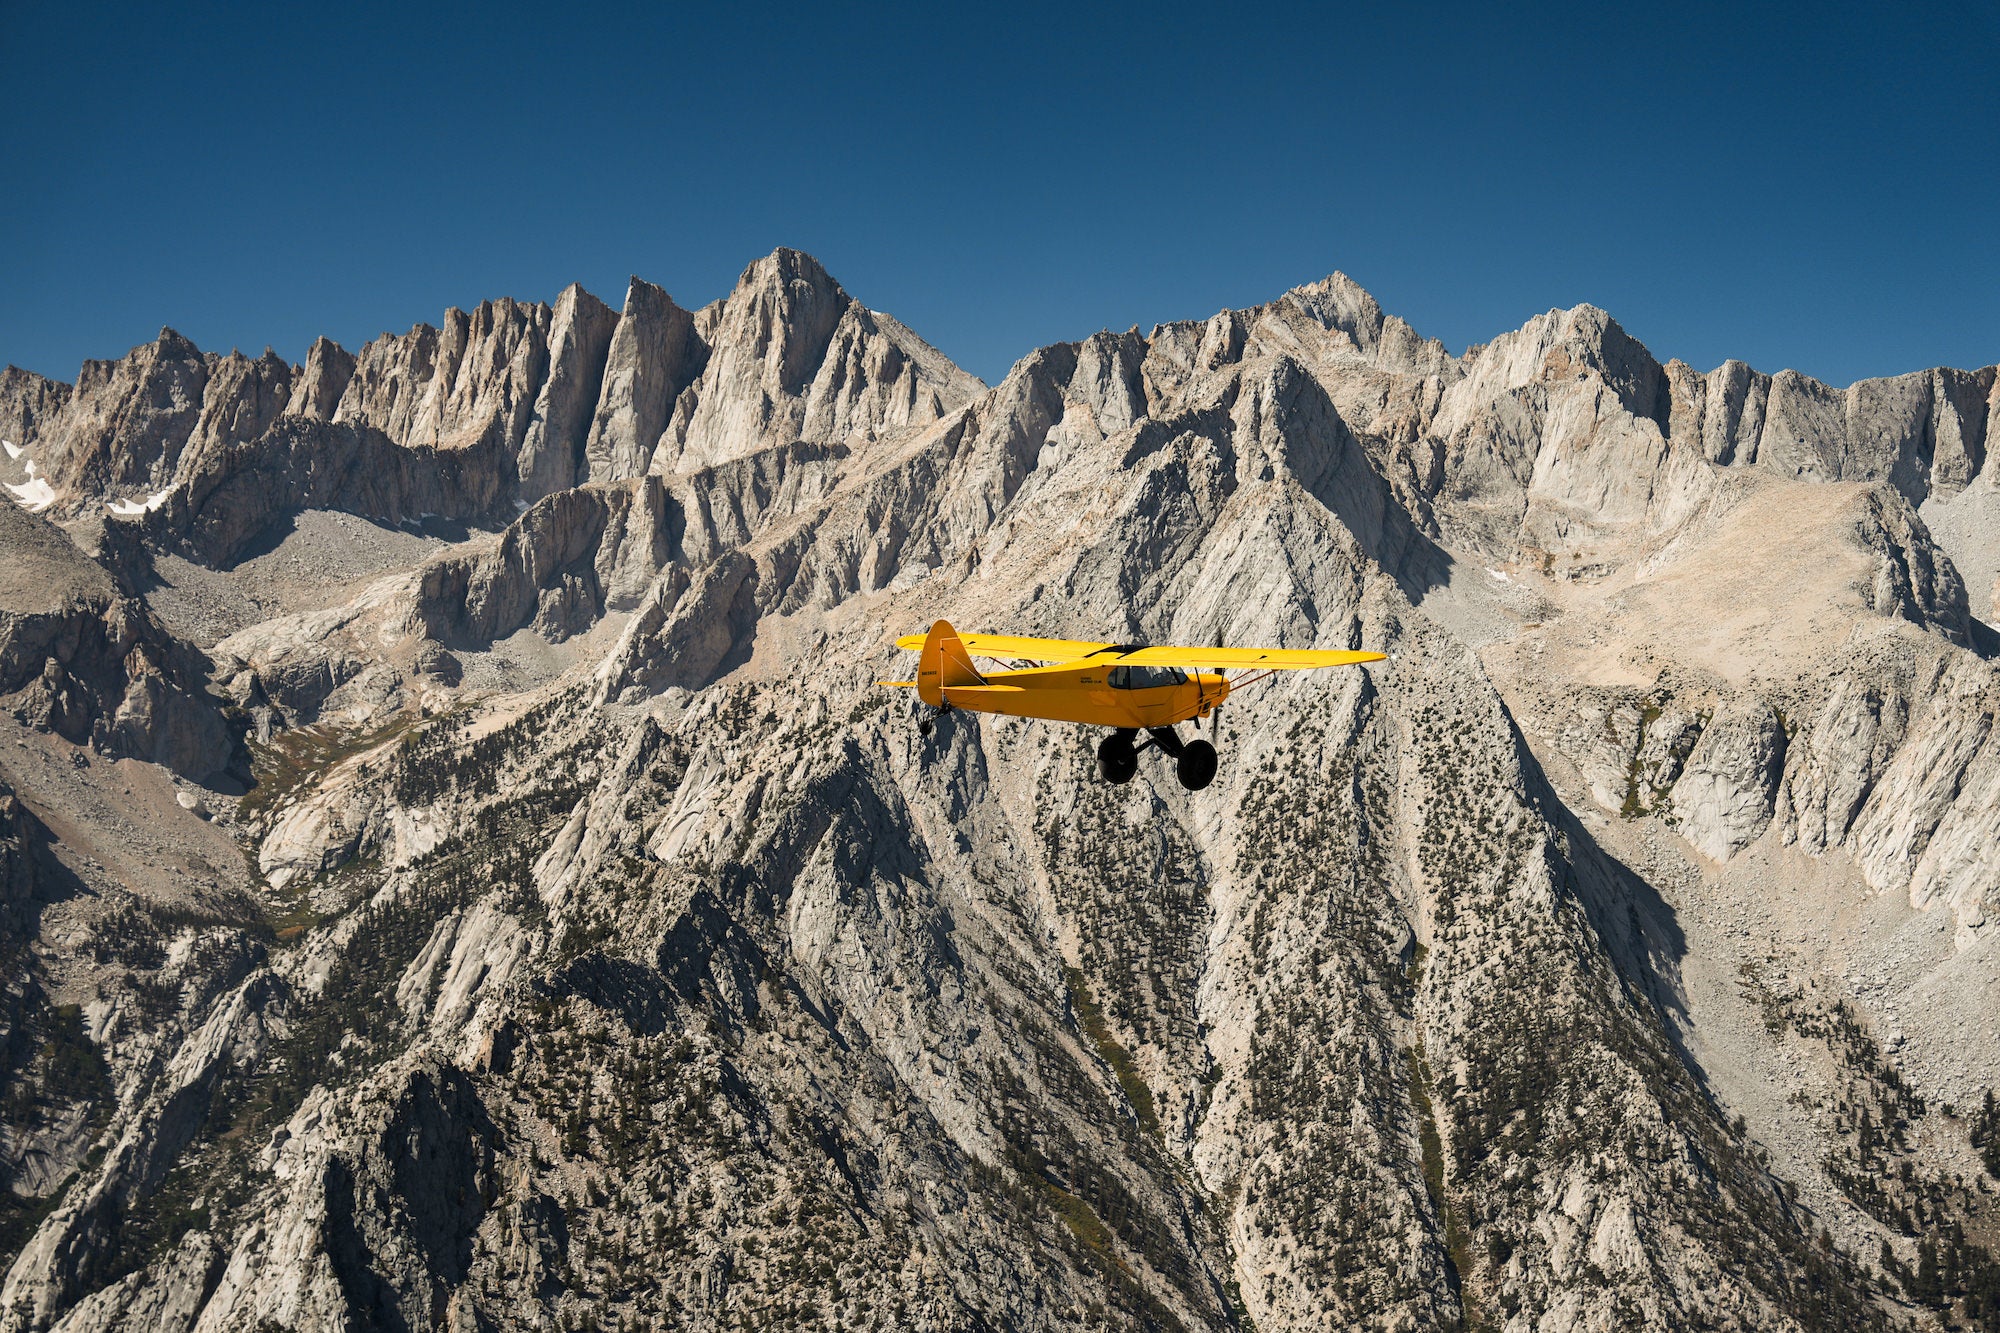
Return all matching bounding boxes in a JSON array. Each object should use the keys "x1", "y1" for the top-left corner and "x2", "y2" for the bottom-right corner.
[{"x1": 917, "y1": 619, "x2": 985, "y2": 705}]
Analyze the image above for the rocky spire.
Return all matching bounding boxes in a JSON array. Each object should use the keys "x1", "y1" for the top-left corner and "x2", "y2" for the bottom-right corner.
[
  {"x1": 518, "y1": 283, "x2": 619, "y2": 501},
  {"x1": 284, "y1": 335, "x2": 357, "y2": 421},
  {"x1": 582, "y1": 278, "x2": 702, "y2": 484}
]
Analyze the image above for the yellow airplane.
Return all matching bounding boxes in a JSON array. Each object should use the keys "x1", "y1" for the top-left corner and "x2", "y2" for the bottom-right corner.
[{"x1": 883, "y1": 620, "x2": 1385, "y2": 790}]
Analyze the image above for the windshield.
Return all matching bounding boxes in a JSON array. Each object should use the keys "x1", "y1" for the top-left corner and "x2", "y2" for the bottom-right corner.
[{"x1": 1107, "y1": 665, "x2": 1188, "y2": 690}]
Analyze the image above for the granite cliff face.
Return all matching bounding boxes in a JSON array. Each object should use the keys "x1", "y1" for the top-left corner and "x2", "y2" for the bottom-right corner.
[
  {"x1": 3, "y1": 253, "x2": 1999, "y2": 1333},
  {"x1": 0, "y1": 501, "x2": 236, "y2": 780}
]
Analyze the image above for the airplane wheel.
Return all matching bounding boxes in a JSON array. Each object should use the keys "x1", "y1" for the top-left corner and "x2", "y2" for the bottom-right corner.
[
  {"x1": 1176, "y1": 739, "x2": 1218, "y2": 791},
  {"x1": 1097, "y1": 734, "x2": 1138, "y2": 785}
]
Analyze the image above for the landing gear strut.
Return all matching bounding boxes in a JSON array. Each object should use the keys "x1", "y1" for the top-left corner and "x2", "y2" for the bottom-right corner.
[{"x1": 1096, "y1": 726, "x2": 1218, "y2": 790}]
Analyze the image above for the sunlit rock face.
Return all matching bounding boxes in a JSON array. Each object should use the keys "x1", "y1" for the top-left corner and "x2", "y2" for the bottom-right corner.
[{"x1": 3, "y1": 251, "x2": 1999, "y2": 1332}]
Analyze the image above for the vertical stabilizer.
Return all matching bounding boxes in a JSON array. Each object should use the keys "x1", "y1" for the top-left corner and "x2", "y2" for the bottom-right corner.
[{"x1": 917, "y1": 619, "x2": 985, "y2": 705}]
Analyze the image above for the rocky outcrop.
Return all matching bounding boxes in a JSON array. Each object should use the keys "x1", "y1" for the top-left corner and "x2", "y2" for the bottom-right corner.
[
  {"x1": 165, "y1": 350, "x2": 296, "y2": 500},
  {"x1": 333, "y1": 299, "x2": 553, "y2": 458},
  {"x1": 282, "y1": 337, "x2": 356, "y2": 422},
  {"x1": 1797, "y1": 650, "x2": 2000, "y2": 946},
  {"x1": 1669, "y1": 698, "x2": 1789, "y2": 861},
  {"x1": 398, "y1": 903, "x2": 533, "y2": 1058},
  {"x1": 432, "y1": 299, "x2": 553, "y2": 457},
  {"x1": 1852, "y1": 485, "x2": 1972, "y2": 640},
  {"x1": 43, "y1": 1231, "x2": 223, "y2": 1333},
  {"x1": 517, "y1": 284, "x2": 619, "y2": 501},
  {"x1": 1, "y1": 970, "x2": 283, "y2": 1332},
  {"x1": 45, "y1": 331, "x2": 211, "y2": 495},
  {"x1": 659, "y1": 250, "x2": 849, "y2": 475},
  {"x1": 410, "y1": 481, "x2": 659, "y2": 647},
  {"x1": 582, "y1": 278, "x2": 703, "y2": 484},
  {"x1": 797, "y1": 305, "x2": 985, "y2": 446},
  {"x1": 0, "y1": 501, "x2": 234, "y2": 779},
  {"x1": 161, "y1": 416, "x2": 517, "y2": 566},
  {"x1": 592, "y1": 552, "x2": 754, "y2": 701},
  {"x1": 1275, "y1": 271, "x2": 1459, "y2": 376},
  {"x1": 99, "y1": 1060, "x2": 494, "y2": 1333},
  {"x1": 658, "y1": 249, "x2": 982, "y2": 475},
  {"x1": 327, "y1": 321, "x2": 441, "y2": 445},
  {"x1": 1665, "y1": 360, "x2": 1998, "y2": 502},
  {"x1": 0, "y1": 780, "x2": 49, "y2": 947},
  {"x1": 0, "y1": 368, "x2": 72, "y2": 453}
]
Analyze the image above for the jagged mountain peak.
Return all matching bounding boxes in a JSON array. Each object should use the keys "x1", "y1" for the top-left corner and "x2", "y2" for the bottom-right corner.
[
  {"x1": 1283, "y1": 269, "x2": 1388, "y2": 334},
  {"x1": 658, "y1": 248, "x2": 980, "y2": 474},
  {"x1": 65, "y1": 326, "x2": 202, "y2": 385},
  {"x1": 708, "y1": 247, "x2": 852, "y2": 386},
  {"x1": 731, "y1": 244, "x2": 846, "y2": 301},
  {"x1": 1450, "y1": 300, "x2": 1668, "y2": 417},
  {"x1": 285, "y1": 335, "x2": 356, "y2": 422},
  {"x1": 616, "y1": 273, "x2": 683, "y2": 309}
]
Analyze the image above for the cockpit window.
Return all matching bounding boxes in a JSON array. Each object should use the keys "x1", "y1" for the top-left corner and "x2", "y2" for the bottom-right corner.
[{"x1": 1107, "y1": 665, "x2": 1187, "y2": 690}]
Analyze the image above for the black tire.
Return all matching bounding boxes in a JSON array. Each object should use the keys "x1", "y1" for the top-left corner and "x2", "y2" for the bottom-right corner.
[
  {"x1": 1097, "y1": 733, "x2": 1138, "y2": 785},
  {"x1": 1176, "y1": 739, "x2": 1218, "y2": 791}
]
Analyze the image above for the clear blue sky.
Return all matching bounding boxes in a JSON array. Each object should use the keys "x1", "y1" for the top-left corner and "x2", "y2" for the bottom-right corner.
[{"x1": 3, "y1": 1, "x2": 1993, "y2": 389}]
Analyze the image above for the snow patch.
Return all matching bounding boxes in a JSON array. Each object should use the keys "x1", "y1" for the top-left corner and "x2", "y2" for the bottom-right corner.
[
  {"x1": 7, "y1": 477, "x2": 55, "y2": 512},
  {"x1": 107, "y1": 488, "x2": 174, "y2": 516},
  {"x1": 1487, "y1": 567, "x2": 1511, "y2": 583},
  {"x1": 1, "y1": 440, "x2": 21, "y2": 460},
  {"x1": 6, "y1": 457, "x2": 54, "y2": 511}
]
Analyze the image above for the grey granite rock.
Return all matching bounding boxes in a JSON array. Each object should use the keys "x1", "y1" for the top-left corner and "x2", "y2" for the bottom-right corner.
[
  {"x1": 283, "y1": 337, "x2": 357, "y2": 422},
  {"x1": 0, "y1": 501, "x2": 234, "y2": 779},
  {"x1": 659, "y1": 249, "x2": 981, "y2": 475},
  {"x1": 166, "y1": 349, "x2": 295, "y2": 498},
  {"x1": 518, "y1": 283, "x2": 618, "y2": 501},
  {"x1": 0, "y1": 367, "x2": 73, "y2": 453},
  {"x1": 583, "y1": 278, "x2": 701, "y2": 484},
  {"x1": 45, "y1": 330, "x2": 210, "y2": 494}
]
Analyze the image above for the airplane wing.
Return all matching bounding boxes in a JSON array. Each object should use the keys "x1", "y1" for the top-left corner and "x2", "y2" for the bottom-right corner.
[
  {"x1": 890, "y1": 629, "x2": 1385, "y2": 670},
  {"x1": 892, "y1": 631, "x2": 1114, "y2": 662},
  {"x1": 1113, "y1": 646, "x2": 1386, "y2": 670}
]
